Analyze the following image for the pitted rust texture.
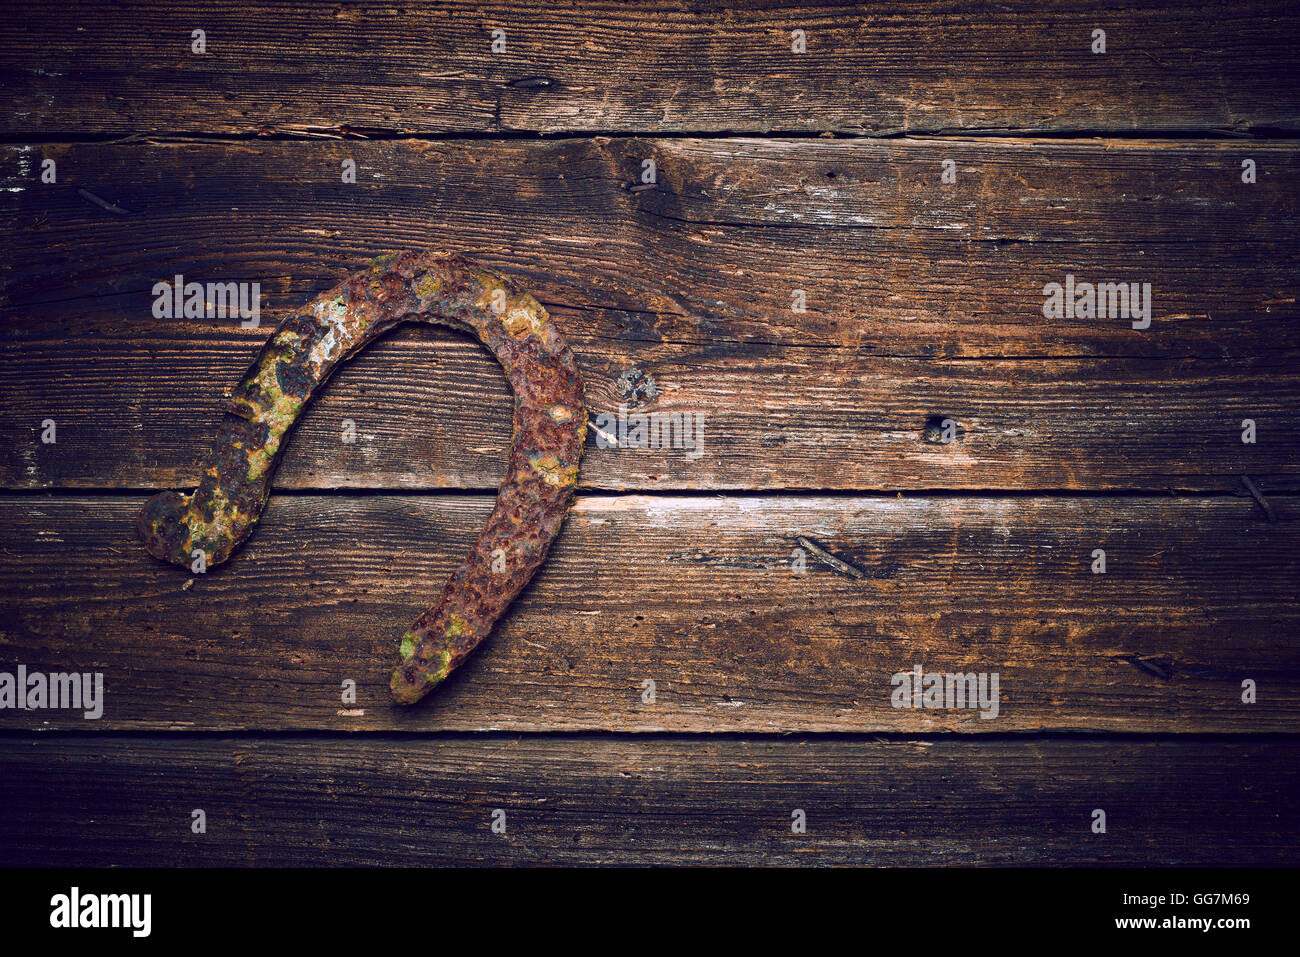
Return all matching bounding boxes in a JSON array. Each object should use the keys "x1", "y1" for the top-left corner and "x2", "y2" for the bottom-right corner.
[{"x1": 137, "y1": 251, "x2": 587, "y2": 705}]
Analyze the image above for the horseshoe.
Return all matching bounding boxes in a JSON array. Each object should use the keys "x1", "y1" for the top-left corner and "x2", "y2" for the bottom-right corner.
[{"x1": 136, "y1": 251, "x2": 587, "y2": 705}]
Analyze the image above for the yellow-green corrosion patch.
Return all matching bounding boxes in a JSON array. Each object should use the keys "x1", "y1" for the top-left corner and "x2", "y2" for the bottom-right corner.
[
  {"x1": 471, "y1": 268, "x2": 505, "y2": 300},
  {"x1": 422, "y1": 647, "x2": 453, "y2": 685},
  {"x1": 246, "y1": 392, "x2": 305, "y2": 480},
  {"x1": 445, "y1": 612, "x2": 471, "y2": 640},
  {"x1": 501, "y1": 304, "x2": 548, "y2": 339},
  {"x1": 243, "y1": 337, "x2": 307, "y2": 419},
  {"x1": 179, "y1": 484, "x2": 256, "y2": 556},
  {"x1": 397, "y1": 630, "x2": 452, "y2": 686},
  {"x1": 413, "y1": 271, "x2": 442, "y2": 300},
  {"x1": 529, "y1": 454, "x2": 579, "y2": 488},
  {"x1": 472, "y1": 271, "x2": 549, "y2": 338}
]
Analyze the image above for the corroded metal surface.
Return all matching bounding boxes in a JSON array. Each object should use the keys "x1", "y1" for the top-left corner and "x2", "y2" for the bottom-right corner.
[{"x1": 137, "y1": 251, "x2": 586, "y2": 705}]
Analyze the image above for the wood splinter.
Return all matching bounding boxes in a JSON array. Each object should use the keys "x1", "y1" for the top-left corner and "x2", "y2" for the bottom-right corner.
[{"x1": 797, "y1": 535, "x2": 867, "y2": 580}]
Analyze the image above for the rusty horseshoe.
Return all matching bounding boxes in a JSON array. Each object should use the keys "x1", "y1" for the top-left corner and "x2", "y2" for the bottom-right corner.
[{"x1": 136, "y1": 251, "x2": 587, "y2": 705}]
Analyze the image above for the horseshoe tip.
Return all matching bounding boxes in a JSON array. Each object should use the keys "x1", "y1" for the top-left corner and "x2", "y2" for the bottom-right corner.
[
  {"x1": 389, "y1": 667, "x2": 434, "y2": 705},
  {"x1": 136, "y1": 490, "x2": 193, "y2": 566}
]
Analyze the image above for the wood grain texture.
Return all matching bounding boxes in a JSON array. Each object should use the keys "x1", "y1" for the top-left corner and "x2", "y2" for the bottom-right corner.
[
  {"x1": 3, "y1": 137, "x2": 1298, "y2": 492},
  {"x1": 1, "y1": 494, "x2": 1294, "y2": 732},
  {"x1": 2, "y1": 326, "x2": 1295, "y2": 492},
  {"x1": 4, "y1": 0, "x2": 1298, "y2": 869},
  {"x1": 4, "y1": 138, "x2": 1298, "y2": 357},
  {"x1": 2, "y1": 1, "x2": 1298, "y2": 136},
  {"x1": 2, "y1": 736, "x2": 1295, "y2": 865}
]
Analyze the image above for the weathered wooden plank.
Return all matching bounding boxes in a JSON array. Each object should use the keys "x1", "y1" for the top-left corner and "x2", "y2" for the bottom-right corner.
[
  {"x1": 2, "y1": 324, "x2": 1295, "y2": 491},
  {"x1": 1, "y1": 736, "x2": 1295, "y2": 865},
  {"x1": 3, "y1": 1, "x2": 1298, "y2": 136},
  {"x1": 4, "y1": 139, "x2": 1296, "y2": 491},
  {"x1": 4, "y1": 139, "x2": 1298, "y2": 357},
  {"x1": 0, "y1": 494, "x2": 1294, "y2": 732}
]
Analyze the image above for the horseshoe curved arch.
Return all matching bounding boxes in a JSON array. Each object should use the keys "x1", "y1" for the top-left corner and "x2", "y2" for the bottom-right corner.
[{"x1": 137, "y1": 251, "x2": 587, "y2": 705}]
